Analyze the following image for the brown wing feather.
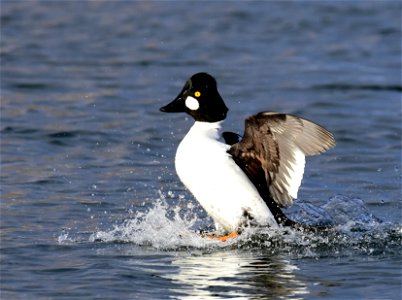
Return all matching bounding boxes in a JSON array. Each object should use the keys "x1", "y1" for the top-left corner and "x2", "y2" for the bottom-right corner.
[{"x1": 228, "y1": 112, "x2": 335, "y2": 208}]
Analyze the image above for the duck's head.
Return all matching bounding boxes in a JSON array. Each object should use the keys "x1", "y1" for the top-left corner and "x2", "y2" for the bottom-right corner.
[{"x1": 160, "y1": 72, "x2": 228, "y2": 122}]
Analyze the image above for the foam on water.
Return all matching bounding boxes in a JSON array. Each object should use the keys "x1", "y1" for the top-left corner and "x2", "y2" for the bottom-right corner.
[
  {"x1": 59, "y1": 193, "x2": 401, "y2": 256},
  {"x1": 88, "y1": 200, "x2": 222, "y2": 250}
]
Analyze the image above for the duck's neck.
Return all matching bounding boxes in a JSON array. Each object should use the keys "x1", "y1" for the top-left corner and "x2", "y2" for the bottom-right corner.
[{"x1": 188, "y1": 121, "x2": 223, "y2": 140}]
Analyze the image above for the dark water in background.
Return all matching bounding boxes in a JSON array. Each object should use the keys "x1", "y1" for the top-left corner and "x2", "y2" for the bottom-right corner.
[{"x1": 1, "y1": 1, "x2": 401, "y2": 299}]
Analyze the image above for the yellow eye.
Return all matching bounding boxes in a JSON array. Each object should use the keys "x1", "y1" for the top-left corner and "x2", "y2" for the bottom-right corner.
[{"x1": 194, "y1": 91, "x2": 201, "y2": 97}]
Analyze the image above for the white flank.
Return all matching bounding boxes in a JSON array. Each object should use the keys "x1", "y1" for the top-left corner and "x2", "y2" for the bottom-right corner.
[
  {"x1": 175, "y1": 121, "x2": 278, "y2": 233},
  {"x1": 184, "y1": 96, "x2": 200, "y2": 111}
]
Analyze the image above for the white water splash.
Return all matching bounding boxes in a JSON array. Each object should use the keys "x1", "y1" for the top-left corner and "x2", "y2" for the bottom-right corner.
[
  {"x1": 59, "y1": 194, "x2": 401, "y2": 256},
  {"x1": 88, "y1": 200, "x2": 235, "y2": 250}
]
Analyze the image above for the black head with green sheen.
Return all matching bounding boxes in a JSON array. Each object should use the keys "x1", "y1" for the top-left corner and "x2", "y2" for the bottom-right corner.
[{"x1": 160, "y1": 73, "x2": 229, "y2": 122}]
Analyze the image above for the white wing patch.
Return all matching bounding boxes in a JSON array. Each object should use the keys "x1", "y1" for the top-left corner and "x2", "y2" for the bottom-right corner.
[
  {"x1": 283, "y1": 147, "x2": 305, "y2": 199},
  {"x1": 269, "y1": 141, "x2": 306, "y2": 205}
]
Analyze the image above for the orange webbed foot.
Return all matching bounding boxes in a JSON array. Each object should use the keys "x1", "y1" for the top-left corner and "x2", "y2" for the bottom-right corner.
[{"x1": 204, "y1": 230, "x2": 239, "y2": 242}]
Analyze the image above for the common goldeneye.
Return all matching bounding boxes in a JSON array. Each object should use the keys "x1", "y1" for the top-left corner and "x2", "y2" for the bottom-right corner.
[{"x1": 160, "y1": 72, "x2": 335, "y2": 241}]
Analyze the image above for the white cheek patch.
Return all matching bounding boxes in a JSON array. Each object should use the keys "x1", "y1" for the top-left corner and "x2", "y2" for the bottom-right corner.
[{"x1": 185, "y1": 96, "x2": 200, "y2": 111}]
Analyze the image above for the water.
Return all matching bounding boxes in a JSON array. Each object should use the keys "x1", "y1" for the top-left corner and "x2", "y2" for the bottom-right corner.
[{"x1": 1, "y1": 1, "x2": 401, "y2": 299}]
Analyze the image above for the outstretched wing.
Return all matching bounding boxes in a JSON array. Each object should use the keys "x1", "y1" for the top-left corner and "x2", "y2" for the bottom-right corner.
[{"x1": 228, "y1": 112, "x2": 336, "y2": 208}]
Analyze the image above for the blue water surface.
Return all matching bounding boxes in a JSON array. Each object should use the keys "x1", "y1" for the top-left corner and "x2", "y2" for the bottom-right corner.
[{"x1": 1, "y1": 1, "x2": 401, "y2": 299}]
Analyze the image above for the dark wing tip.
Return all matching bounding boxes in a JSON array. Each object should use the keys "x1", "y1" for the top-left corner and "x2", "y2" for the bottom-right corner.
[{"x1": 222, "y1": 131, "x2": 241, "y2": 146}]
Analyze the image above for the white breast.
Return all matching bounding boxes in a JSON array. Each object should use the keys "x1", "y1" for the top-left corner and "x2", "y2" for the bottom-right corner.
[{"x1": 175, "y1": 121, "x2": 278, "y2": 233}]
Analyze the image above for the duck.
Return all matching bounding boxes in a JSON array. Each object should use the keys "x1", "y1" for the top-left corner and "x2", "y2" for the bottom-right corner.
[{"x1": 160, "y1": 72, "x2": 335, "y2": 241}]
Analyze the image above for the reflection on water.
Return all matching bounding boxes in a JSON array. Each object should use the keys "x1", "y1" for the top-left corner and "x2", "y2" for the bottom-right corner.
[{"x1": 166, "y1": 251, "x2": 308, "y2": 299}]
